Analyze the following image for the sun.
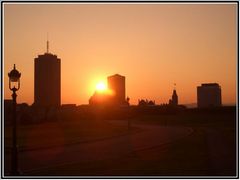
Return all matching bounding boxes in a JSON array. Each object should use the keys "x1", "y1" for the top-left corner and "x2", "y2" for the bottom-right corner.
[{"x1": 96, "y1": 81, "x2": 107, "y2": 92}]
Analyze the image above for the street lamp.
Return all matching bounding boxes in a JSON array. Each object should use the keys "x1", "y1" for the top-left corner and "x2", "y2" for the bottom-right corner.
[{"x1": 8, "y1": 64, "x2": 21, "y2": 175}]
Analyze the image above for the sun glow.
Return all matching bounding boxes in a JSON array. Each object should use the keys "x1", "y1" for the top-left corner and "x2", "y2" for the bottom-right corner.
[{"x1": 96, "y1": 81, "x2": 107, "y2": 92}]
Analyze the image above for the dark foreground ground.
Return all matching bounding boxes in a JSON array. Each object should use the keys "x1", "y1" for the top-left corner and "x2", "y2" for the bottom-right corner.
[{"x1": 4, "y1": 106, "x2": 237, "y2": 177}]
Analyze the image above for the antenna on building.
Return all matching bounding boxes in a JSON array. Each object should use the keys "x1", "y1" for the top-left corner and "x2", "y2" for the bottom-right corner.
[
  {"x1": 47, "y1": 33, "x2": 49, "y2": 53},
  {"x1": 174, "y1": 83, "x2": 176, "y2": 90}
]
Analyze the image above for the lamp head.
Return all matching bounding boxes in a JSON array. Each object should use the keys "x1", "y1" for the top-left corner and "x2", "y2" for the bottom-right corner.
[{"x1": 8, "y1": 64, "x2": 21, "y2": 82}]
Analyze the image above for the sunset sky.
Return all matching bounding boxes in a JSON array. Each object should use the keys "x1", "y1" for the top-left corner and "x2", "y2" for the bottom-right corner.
[{"x1": 3, "y1": 3, "x2": 237, "y2": 105}]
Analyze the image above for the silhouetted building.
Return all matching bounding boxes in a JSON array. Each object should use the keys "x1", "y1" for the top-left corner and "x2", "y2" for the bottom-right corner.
[
  {"x1": 197, "y1": 83, "x2": 222, "y2": 108},
  {"x1": 169, "y1": 89, "x2": 178, "y2": 106},
  {"x1": 107, "y1": 74, "x2": 126, "y2": 105},
  {"x1": 34, "y1": 41, "x2": 61, "y2": 108},
  {"x1": 89, "y1": 92, "x2": 130, "y2": 106},
  {"x1": 89, "y1": 91, "x2": 111, "y2": 106},
  {"x1": 89, "y1": 74, "x2": 127, "y2": 106},
  {"x1": 4, "y1": 99, "x2": 13, "y2": 125},
  {"x1": 4, "y1": 99, "x2": 13, "y2": 111},
  {"x1": 61, "y1": 104, "x2": 77, "y2": 109},
  {"x1": 138, "y1": 99, "x2": 155, "y2": 106}
]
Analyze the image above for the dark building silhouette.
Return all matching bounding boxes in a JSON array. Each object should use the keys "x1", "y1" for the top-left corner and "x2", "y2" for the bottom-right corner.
[
  {"x1": 4, "y1": 99, "x2": 13, "y2": 125},
  {"x1": 34, "y1": 41, "x2": 61, "y2": 108},
  {"x1": 89, "y1": 91, "x2": 112, "y2": 106},
  {"x1": 89, "y1": 74, "x2": 127, "y2": 106},
  {"x1": 107, "y1": 74, "x2": 126, "y2": 105},
  {"x1": 138, "y1": 99, "x2": 155, "y2": 106},
  {"x1": 197, "y1": 83, "x2": 222, "y2": 108},
  {"x1": 169, "y1": 89, "x2": 178, "y2": 106}
]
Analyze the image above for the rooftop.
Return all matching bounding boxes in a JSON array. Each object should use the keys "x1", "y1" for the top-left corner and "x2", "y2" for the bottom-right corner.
[{"x1": 201, "y1": 83, "x2": 220, "y2": 87}]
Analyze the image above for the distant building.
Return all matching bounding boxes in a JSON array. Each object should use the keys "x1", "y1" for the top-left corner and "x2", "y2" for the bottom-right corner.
[
  {"x1": 33, "y1": 41, "x2": 61, "y2": 108},
  {"x1": 4, "y1": 99, "x2": 13, "y2": 125},
  {"x1": 89, "y1": 91, "x2": 111, "y2": 106},
  {"x1": 107, "y1": 74, "x2": 126, "y2": 105},
  {"x1": 197, "y1": 83, "x2": 222, "y2": 108},
  {"x1": 61, "y1": 104, "x2": 77, "y2": 109},
  {"x1": 89, "y1": 74, "x2": 127, "y2": 106},
  {"x1": 169, "y1": 89, "x2": 178, "y2": 106},
  {"x1": 138, "y1": 99, "x2": 155, "y2": 106},
  {"x1": 4, "y1": 99, "x2": 12, "y2": 111}
]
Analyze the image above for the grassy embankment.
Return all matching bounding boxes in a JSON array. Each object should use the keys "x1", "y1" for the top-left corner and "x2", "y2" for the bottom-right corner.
[
  {"x1": 27, "y1": 109, "x2": 236, "y2": 176},
  {"x1": 4, "y1": 117, "x2": 133, "y2": 151}
]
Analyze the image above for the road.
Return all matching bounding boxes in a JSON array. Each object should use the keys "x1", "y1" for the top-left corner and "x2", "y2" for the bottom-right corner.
[{"x1": 5, "y1": 120, "x2": 193, "y2": 175}]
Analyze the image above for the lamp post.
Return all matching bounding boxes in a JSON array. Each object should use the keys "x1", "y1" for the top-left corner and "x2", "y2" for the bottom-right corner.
[{"x1": 8, "y1": 64, "x2": 21, "y2": 175}]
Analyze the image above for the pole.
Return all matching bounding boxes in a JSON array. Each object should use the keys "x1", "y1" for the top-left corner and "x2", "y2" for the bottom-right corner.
[{"x1": 10, "y1": 88, "x2": 19, "y2": 175}]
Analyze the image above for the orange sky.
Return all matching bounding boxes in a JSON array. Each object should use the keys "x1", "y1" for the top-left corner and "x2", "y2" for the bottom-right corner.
[{"x1": 3, "y1": 3, "x2": 237, "y2": 105}]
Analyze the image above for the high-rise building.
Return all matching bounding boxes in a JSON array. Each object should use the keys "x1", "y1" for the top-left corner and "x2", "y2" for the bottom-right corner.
[
  {"x1": 107, "y1": 74, "x2": 126, "y2": 105},
  {"x1": 197, "y1": 83, "x2": 222, "y2": 108},
  {"x1": 34, "y1": 41, "x2": 61, "y2": 108}
]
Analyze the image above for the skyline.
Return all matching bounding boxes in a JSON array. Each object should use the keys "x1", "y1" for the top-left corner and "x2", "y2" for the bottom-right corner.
[{"x1": 4, "y1": 3, "x2": 237, "y2": 105}]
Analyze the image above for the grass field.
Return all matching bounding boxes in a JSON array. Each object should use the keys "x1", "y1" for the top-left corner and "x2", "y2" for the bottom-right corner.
[
  {"x1": 4, "y1": 108, "x2": 236, "y2": 177},
  {"x1": 27, "y1": 128, "x2": 208, "y2": 176},
  {"x1": 4, "y1": 118, "x2": 134, "y2": 151}
]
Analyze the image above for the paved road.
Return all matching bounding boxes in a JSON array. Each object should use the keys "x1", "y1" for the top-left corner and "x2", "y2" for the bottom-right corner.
[{"x1": 5, "y1": 120, "x2": 193, "y2": 175}]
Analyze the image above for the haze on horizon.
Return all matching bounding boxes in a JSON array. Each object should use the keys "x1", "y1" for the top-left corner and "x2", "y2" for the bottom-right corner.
[{"x1": 3, "y1": 3, "x2": 237, "y2": 105}]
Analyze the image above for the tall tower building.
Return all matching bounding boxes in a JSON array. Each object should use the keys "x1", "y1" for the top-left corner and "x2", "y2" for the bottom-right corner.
[
  {"x1": 34, "y1": 41, "x2": 61, "y2": 108},
  {"x1": 169, "y1": 87, "x2": 178, "y2": 106},
  {"x1": 107, "y1": 74, "x2": 126, "y2": 105},
  {"x1": 171, "y1": 89, "x2": 178, "y2": 105},
  {"x1": 197, "y1": 83, "x2": 222, "y2": 108}
]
